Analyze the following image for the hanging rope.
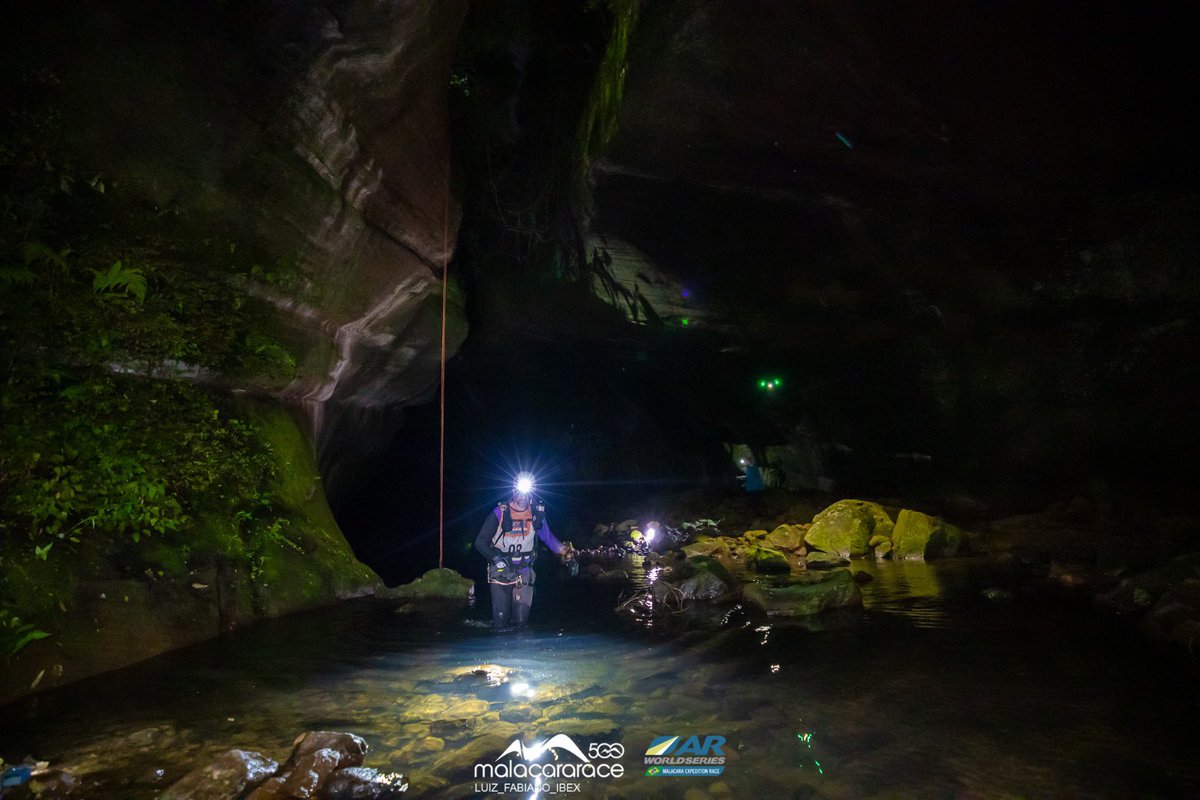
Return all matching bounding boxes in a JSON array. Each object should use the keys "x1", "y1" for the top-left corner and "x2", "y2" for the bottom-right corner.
[{"x1": 438, "y1": 187, "x2": 449, "y2": 569}]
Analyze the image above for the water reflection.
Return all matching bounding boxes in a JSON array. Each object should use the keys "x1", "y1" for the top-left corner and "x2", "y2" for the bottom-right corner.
[{"x1": 1, "y1": 562, "x2": 1198, "y2": 798}]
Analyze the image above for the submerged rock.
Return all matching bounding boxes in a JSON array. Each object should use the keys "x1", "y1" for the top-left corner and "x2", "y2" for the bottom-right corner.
[
  {"x1": 388, "y1": 568, "x2": 475, "y2": 600},
  {"x1": 741, "y1": 570, "x2": 862, "y2": 616},
  {"x1": 160, "y1": 749, "x2": 279, "y2": 800},
  {"x1": 892, "y1": 509, "x2": 963, "y2": 560}
]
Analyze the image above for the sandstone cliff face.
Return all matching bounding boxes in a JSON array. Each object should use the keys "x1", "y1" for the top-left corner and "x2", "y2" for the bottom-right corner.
[
  {"x1": 0, "y1": 0, "x2": 469, "y2": 700},
  {"x1": 4, "y1": 0, "x2": 468, "y2": 447}
]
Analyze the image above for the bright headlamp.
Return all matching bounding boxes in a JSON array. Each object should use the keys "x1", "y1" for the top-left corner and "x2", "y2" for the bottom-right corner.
[{"x1": 514, "y1": 472, "x2": 535, "y2": 496}]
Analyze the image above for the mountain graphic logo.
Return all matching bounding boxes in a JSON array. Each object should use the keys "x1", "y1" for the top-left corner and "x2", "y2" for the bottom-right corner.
[{"x1": 497, "y1": 734, "x2": 592, "y2": 763}]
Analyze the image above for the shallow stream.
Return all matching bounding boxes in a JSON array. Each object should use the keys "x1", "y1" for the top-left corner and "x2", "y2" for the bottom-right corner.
[{"x1": 3, "y1": 559, "x2": 1198, "y2": 798}]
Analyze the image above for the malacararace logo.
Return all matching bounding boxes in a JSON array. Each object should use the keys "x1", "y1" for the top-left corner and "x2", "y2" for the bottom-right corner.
[
  {"x1": 473, "y1": 734, "x2": 625, "y2": 796},
  {"x1": 643, "y1": 735, "x2": 727, "y2": 776}
]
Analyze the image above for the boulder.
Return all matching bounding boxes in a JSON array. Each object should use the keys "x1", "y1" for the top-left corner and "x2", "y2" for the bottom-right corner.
[
  {"x1": 874, "y1": 540, "x2": 893, "y2": 559},
  {"x1": 744, "y1": 546, "x2": 790, "y2": 574},
  {"x1": 1101, "y1": 553, "x2": 1200, "y2": 615},
  {"x1": 892, "y1": 510, "x2": 962, "y2": 560},
  {"x1": 390, "y1": 568, "x2": 474, "y2": 600},
  {"x1": 676, "y1": 555, "x2": 734, "y2": 584},
  {"x1": 292, "y1": 732, "x2": 367, "y2": 768},
  {"x1": 247, "y1": 750, "x2": 340, "y2": 800},
  {"x1": 1146, "y1": 579, "x2": 1200, "y2": 645},
  {"x1": 676, "y1": 571, "x2": 731, "y2": 601},
  {"x1": 744, "y1": 529, "x2": 770, "y2": 540},
  {"x1": 741, "y1": 570, "x2": 862, "y2": 616},
  {"x1": 765, "y1": 524, "x2": 806, "y2": 551},
  {"x1": 161, "y1": 750, "x2": 279, "y2": 800},
  {"x1": 682, "y1": 540, "x2": 729, "y2": 558},
  {"x1": 804, "y1": 501, "x2": 879, "y2": 557},
  {"x1": 319, "y1": 768, "x2": 408, "y2": 799},
  {"x1": 868, "y1": 534, "x2": 891, "y2": 549},
  {"x1": 804, "y1": 552, "x2": 850, "y2": 569}
]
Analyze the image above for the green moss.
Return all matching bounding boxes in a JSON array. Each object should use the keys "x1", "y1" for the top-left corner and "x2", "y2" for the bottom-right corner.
[{"x1": 391, "y1": 568, "x2": 475, "y2": 600}]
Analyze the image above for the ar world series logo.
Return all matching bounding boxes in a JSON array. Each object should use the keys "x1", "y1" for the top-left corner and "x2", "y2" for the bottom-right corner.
[{"x1": 643, "y1": 735, "x2": 727, "y2": 777}]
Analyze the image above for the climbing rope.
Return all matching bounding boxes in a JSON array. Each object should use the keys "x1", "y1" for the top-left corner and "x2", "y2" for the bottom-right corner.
[{"x1": 438, "y1": 185, "x2": 449, "y2": 569}]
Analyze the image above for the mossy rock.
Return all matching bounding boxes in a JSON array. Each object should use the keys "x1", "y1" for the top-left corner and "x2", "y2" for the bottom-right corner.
[
  {"x1": 765, "y1": 524, "x2": 806, "y2": 551},
  {"x1": 868, "y1": 534, "x2": 891, "y2": 548},
  {"x1": 677, "y1": 554, "x2": 734, "y2": 586},
  {"x1": 805, "y1": 500, "x2": 880, "y2": 557},
  {"x1": 804, "y1": 551, "x2": 850, "y2": 569},
  {"x1": 874, "y1": 540, "x2": 893, "y2": 559},
  {"x1": 741, "y1": 570, "x2": 862, "y2": 616},
  {"x1": 393, "y1": 568, "x2": 475, "y2": 600},
  {"x1": 744, "y1": 529, "x2": 770, "y2": 540},
  {"x1": 683, "y1": 540, "x2": 729, "y2": 558},
  {"x1": 892, "y1": 509, "x2": 963, "y2": 560},
  {"x1": 744, "y1": 546, "x2": 790, "y2": 574}
]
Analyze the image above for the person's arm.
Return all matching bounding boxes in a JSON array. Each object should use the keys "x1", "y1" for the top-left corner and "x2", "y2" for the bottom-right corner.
[
  {"x1": 475, "y1": 510, "x2": 502, "y2": 559},
  {"x1": 535, "y1": 517, "x2": 565, "y2": 556}
]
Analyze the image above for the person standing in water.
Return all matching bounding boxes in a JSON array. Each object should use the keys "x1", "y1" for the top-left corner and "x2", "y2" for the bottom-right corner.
[{"x1": 475, "y1": 473, "x2": 576, "y2": 629}]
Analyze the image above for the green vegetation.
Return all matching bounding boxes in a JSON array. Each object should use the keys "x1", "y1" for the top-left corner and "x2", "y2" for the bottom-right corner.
[{"x1": 0, "y1": 70, "x2": 343, "y2": 661}]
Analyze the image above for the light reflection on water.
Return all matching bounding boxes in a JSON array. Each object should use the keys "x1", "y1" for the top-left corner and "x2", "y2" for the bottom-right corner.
[{"x1": 1, "y1": 561, "x2": 1198, "y2": 799}]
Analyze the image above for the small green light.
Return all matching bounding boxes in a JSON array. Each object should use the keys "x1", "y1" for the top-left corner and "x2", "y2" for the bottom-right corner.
[
  {"x1": 681, "y1": 318, "x2": 689, "y2": 326},
  {"x1": 759, "y1": 379, "x2": 767, "y2": 388}
]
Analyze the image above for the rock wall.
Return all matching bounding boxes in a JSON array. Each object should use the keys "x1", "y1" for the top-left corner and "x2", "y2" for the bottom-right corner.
[{"x1": 0, "y1": 0, "x2": 469, "y2": 702}]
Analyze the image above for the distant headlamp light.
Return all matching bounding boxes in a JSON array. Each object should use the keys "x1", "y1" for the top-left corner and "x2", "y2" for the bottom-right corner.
[{"x1": 645, "y1": 526, "x2": 658, "y2": 543}]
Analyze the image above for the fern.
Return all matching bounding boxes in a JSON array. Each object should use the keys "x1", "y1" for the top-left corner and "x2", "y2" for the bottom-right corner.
[
  {"x1": 21, "y1": 241, "x2": 71, "y2": 272},
  {"x1": 0, "y1": 265, "x2": 36, "y2": 285},
  {"x1": 92, "y1": 260, "x2": 147, "y2": 304}
]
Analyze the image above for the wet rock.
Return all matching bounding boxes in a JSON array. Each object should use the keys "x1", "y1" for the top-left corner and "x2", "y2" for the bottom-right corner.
[
  {"x1": 765, "y1": 524, "x2": 807, "y2": 551},
  {"x1": 741, "y1": 570, "x2": 862, "y2": 616},
  {"x1": 386, "y1": 568, "x2": 474, "y2": 600},
  {"x1": 244, "y1": 731, "x2": 369, "y2": 800},
  {"x1": 160, "y1": 749, "x2": 279, "y2": 800},
  {"x1": 745, "y1": 546, "x2": 790, "y2": 574},
  {"x1": 804, "y1": 501, "x2": 878, "y2": 557},
  {"x1": 1100, "y1": 553, "x2": 1200, "y2": 614},
  {"x1": 892, "y1": 509, "x2": 963, "y2": 560},
  {"x1": 25, "y1": 768, "x2": 78, "y2": 797},
  {"x1": 1146, "y1": 578, "x2": 1200, "y2": 646},
  {"x1": 430, "y1": 735, "x2": 510, "y2": 780},
  {"x1": 683, "y1": 540, "x2": 730, "y2": 558},
  {"x1": 292, "y1": 732, "x2": 367, "y2": 768},
  {"x1": 981, "y1": 587, "x2": 1014, "y2": 602},
  {"x1": 852, "y1": 570, "x2": 873, "y2": 584},
  {"x1": 246, "y1": 748, "x2": 340, "y2": 800},
  {"x1": 1048, "y1": 562, "x2": 1117, "y2": 591},
  {"x1": 874, "y1": 540, "x2": 893, "y2": 559},
  {"x1": 319, "y1": 767, "x2": 408, "y2": 799},
  {"x1": 677, "y1": 570, "x2": 732, "y2": 601},
  {"x1": 428, "y1": 719, "x2": 473, "y2": 739},
  {"x1": 804, "y1": 552, "x2": 850, "y2": 569},
  {"x1": 744, "y1": 529, "x2": 769, "y2": 540},
  {"x1": 499, "y1": 705, "x2": 541, "y2": 724}
]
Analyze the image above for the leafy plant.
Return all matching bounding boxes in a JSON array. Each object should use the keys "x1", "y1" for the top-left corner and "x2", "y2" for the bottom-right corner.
[
  {"x1": 92, "y1": 260, "x2": 147, "y2": 304},
  {"x1": 0, "y1": 610, "x2": 51, "y2": 656}
]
